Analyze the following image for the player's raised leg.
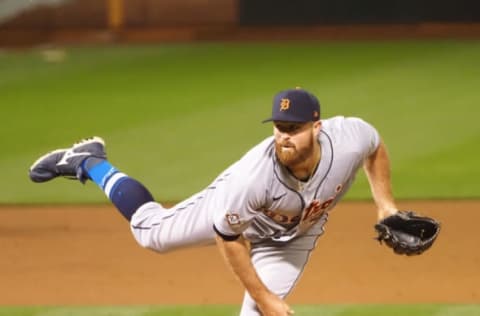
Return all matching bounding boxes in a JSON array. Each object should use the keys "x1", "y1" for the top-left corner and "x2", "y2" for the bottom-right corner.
[
  {"x1": 29, "y1": 136, "x2": 155, "y2": 221},
  {"x1": 29, "y1": 136, "x2": 216, "y2": 253}
]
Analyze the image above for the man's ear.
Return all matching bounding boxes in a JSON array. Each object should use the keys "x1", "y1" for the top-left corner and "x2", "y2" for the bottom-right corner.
[{"x1": 313, "y1": 120, "x2": 322, "y2": 135}]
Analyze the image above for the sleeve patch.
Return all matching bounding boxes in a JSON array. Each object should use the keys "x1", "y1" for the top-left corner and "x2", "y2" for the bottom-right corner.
[{"x1": 226, "y1": 213, "x2": 242, "y2": 227}]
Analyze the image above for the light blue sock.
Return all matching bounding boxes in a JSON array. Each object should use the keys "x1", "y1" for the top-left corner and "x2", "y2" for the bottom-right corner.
[
  {"x1": 81, "y1": 158, "x2": 154, "y2": 221},
  {"x1": 86, "y1": 160, "x2": 119, "y2": 190}
]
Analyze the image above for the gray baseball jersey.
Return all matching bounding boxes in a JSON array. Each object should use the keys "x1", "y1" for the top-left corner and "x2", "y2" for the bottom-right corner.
[
  {"x1": 130, "y1": 115, "x2": 380, "y2": 315},
  {"x1": 212, "y1": 115, "x2": 379, "y2": 243}
]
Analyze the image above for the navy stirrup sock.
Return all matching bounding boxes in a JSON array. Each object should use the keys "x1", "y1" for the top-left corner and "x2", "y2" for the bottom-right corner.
[{"x1": 82, "y1": 158, "x2": 154, "y2": 221}]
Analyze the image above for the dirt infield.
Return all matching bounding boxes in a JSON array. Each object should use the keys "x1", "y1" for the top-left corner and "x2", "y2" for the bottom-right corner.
[{"x1": 0, "y1": 200, "x2": 478, "y2": 305}]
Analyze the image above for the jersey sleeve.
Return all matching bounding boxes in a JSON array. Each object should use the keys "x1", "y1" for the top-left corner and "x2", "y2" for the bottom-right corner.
[
  {"x1": 213, "y1": 171, "x2": 265, "y2": 240},
  {"x1": 346, "y1": 117, "x2": 381, "y2": 157}
]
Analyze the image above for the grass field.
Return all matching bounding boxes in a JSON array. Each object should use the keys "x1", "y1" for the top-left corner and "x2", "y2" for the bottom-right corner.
[
  {"x1": 1, "y1": 40, "x2": 479, "y2": 203},
  {"x1": 1, "y1": 305, "x2": 480, "y2": 316}
]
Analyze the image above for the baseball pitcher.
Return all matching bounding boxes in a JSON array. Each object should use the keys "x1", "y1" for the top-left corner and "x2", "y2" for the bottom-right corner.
[{"x1": 29, "y1": 88, "x2": 439, "y2": 316}]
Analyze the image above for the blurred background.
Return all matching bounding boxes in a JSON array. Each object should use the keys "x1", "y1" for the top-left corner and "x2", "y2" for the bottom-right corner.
[{"x1": 1, "y1": 0, "x2": 480, "y2": 46}]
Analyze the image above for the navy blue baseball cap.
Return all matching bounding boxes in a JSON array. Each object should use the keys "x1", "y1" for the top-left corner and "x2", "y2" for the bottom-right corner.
[{"x1": 262, "y1": 88, "x2": 321, "y2": 123}]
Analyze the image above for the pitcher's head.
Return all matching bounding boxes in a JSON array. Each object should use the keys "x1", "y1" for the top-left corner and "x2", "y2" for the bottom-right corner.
[{"x1": 264, "y1": 88, "x2": 322, "y2": 167}]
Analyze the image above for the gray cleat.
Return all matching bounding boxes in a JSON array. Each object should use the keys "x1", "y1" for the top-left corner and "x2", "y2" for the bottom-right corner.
[{"x1": 29, "y1": 136, "x2": 107, "y2": 183}]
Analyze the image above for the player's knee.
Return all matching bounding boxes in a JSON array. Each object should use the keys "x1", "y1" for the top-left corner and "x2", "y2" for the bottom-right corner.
[
  {"x1": 130, "y1": 228, "x2": 172, "y2": 254},
  {"x1": 131, "y1": 232, "x2": 152, "y2": 249},
  {"x1": 129, "y1": 202, "x2": 173, "y2": 252}
]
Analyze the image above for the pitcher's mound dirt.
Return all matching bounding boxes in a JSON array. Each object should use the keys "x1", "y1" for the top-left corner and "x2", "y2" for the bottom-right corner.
[{"x1": 0, "y1": 200, "x2": 478, "y2": 305}]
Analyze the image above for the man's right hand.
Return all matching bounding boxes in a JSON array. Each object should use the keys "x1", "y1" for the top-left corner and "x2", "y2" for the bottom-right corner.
[
  {"x1": 256, "y1": 292, "x2": 294, "y2": 316},
  {"x1": 215, "y1": 235, "x2": 294, "y2": 316}
]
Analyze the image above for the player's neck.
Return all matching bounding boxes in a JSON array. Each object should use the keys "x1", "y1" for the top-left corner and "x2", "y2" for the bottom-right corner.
[{"x1": 289, "y1": 142, "x2": 321, "y2": 182}]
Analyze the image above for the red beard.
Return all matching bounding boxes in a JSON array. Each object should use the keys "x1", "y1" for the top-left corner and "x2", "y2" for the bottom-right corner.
[{"x1": 275, "y1": 136, "x2": 315, "y2": 168}]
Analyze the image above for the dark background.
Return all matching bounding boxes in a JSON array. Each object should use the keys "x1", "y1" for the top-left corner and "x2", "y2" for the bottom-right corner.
[{"x1": 239, "y1": 0, "x2": 480, "y2": 25}]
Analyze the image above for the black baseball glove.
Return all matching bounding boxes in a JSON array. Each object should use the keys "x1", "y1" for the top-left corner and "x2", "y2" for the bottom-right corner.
[{"x1": 374, "y1": 210, "x2": 440, "y2": 256}]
